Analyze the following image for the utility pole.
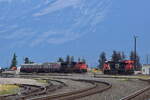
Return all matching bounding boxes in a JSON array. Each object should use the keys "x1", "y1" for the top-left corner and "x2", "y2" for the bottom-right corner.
[
  {"x1": 146, "y1": 54, "x2": 149, "y2": 65},
  {"x1": 134, "y1": 35, "x2": 138, "y2": 70}
]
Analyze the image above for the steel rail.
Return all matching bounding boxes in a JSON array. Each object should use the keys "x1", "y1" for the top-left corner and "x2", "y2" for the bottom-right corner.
[
  {"x1": 120, "y1": 86, "x2": 150, "y2": 100},
  {"x1": 30, "y1": 80, "x2": 112, "y2": 100}
]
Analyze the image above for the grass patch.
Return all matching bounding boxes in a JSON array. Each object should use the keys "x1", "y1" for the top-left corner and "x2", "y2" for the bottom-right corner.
[
  {"x1": 0, "y1": 84, "x2": 19, "y2": 95},
  {"x1": 35, "y1": 79, "x2": 47, "y2": 83},
  {"x1": 116, "y1": 79, "x2": 129, "y2": 81},
  {"x1": 133, "y1": 75, "x2": 150, "y2": 79}
]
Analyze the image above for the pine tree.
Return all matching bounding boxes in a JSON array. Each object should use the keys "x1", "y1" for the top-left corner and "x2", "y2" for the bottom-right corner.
[
  {"x1": 112, "y1": 51, "x2": 119, "y2": 62},
  {"x1": 130, "y1": 51, "x2": 135, "y2": 61},
  {"x1": 66, "y1": 55, "x2": 71, "y2": 64},
  {"x1": 98, "y1": 52, "x2": 107, "y2": 69},
  {"x1": 130, "y1": 51, "x2": 141, "y2": 70},
  {"x1": 117, "y1": 52, "x2": 122, "y2": 61},
  {"x1": 24, "y1": 57, "x2": 30, "y2": 64},
  {"x1": 82, "y1": 58, "x2": 86, "y2": 64},
  {"x1": 111, "y1": 51, "x2": 123, "y2": 62},
  {"x1": 71, "y1": 56, "x2": 74, "y2": 63},
  {"x1": 121, "y1": 52, "x2": 126, "y2": 60},
  {"x1": 10, "y1": 53, "x2": 17, "y2": 69},
  {"x1": 78, "y1": 57, "x2": 81, "y2": 62},
  {"x1": 57, "y1": 57, "x2": 64, "y2": 62}
]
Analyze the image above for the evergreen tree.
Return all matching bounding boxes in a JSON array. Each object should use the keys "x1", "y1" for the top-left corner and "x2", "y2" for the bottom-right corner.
[
  {"x1": 82, "y1": 58, "x2": 86, "y2": 64},
  {"x1": 71, "y1": 56, "x2": 74, "y2": 62},
  {"x1": 57, "y1": 57, "x2": 64, "y2": 62},
  {"x1": 121, "y1": 52, "x2": 126, "y2": 60},
  {"x1": 24, "y1": 57, "x2": 30, "y2": 64},
  {"x1": 117, "y1": 52, "x2": 122, "y2": 61},
  {"x1": 130, "y1": 51, "x2": 141, "y2": 70},
  {"x1": 66, "y1": 55, "x2": 71, "y2": 64},
  {"x1": 130, "y1": 51, "x2": 135, "y2": 61},
  {"x1": 111, "y1": 51, "x2": 123, "y2": 62},
  {"x1": 112, "y1": 51, "x2": 119, "y2": 62},
  {"x1": 98, "y1": 52, "x2": 107, "y2": 69},
  {"x1": 78, "y1": 57, "x2": 81, "y2": 62},
  {"x1": 10, "y1": 53, "x2": 17, "y2": 69}
]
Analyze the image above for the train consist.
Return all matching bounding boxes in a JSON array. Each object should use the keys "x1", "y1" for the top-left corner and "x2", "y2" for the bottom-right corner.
[
  {"x1": 20, "y1": 61, "x2": 88, "y2": 73},
  {"x1": 103, "y1": 60, "x2": 134, "y2": 75}
]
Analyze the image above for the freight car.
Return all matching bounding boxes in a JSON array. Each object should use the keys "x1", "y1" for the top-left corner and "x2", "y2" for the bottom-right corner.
[
  {"x1": 103, "y1": 60, "x2": 134, "y2": 75},
  {"x1": 20, "y1": 62, "x2": 61, "y2": 73},
  {"x1": 20, "y1": 62, "x2": 88, "y2": 73}
]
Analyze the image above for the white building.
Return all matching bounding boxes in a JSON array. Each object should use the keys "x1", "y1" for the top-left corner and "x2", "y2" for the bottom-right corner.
[{"x1": 142, "y1": 65, "x2": 150, "y2": 75}]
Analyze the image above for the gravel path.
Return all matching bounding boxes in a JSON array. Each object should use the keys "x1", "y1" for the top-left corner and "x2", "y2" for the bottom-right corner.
[
  {"x1": 131, "y1": 88, "x2": 150, "y2": 100},
  {"x1": 46, "y1": 74, "x2": 150, "y2": 100},
  {"x1": 77, "y1": 78, "x2": 150, "y2": 100},
  {"x1": 0, "y1": 78, "x2": 47, "y2": 86},
  {"x1": 2, "y1": 74, "x2": 149, "y2": 100},
  {"x1": 47, "y1": 79, "x2": 94, "y2": 95}
]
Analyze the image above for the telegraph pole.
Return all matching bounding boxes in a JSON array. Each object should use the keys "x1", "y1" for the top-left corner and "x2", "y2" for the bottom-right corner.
[
  {"x1": 134, "y1": 35, "x2": 138, "y2": 70},
  {"x1": 146, "y1": 54, "x2": 149, "y2": 65}
]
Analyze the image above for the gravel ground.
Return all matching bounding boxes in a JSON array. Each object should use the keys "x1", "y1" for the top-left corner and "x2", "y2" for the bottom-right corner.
[
  {"x1": 77, "y1": 78, "x2": 150, "y2": 100},
  {"x1": 131, "y1": 88, "x2": 150, "y2": 100},
  {"x1": 0, "y1": 78, "x2": 47, "y2": 86},
  {"x1": 46, "y1": 74, "x2": 150, "y2": 100},
  {"x1": 47, "y1": 79, "x2": 94, "y2": 95},
  {"x1": 2, "y1": 74, "x2": 149, "y2": 100}
]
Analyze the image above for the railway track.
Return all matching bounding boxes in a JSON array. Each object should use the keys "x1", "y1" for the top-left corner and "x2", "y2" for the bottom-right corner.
[
  {"x1": 20, "y1": 79, "x2": 67, "y2": 100},
  {"x1": 0, "y1": 79, "x2": 66, "y2": 100},
  {"x1": 29, "y1": 79, "x2": 112, "y2": 100},
  {"x1": 0, "y1": 84, "x2": 45, "y2": 100},
  {"x1": 120, "y1": 86, "x2": 150, "y2": 100},
  {"x1": 94, "y1": 74, "x2": 150, "y2": 100}
]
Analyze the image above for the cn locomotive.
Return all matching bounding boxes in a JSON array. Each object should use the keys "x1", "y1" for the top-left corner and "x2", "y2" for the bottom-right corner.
[
  {"x1": 103, "y1": 60, "x2": 134, "y2": 75},
  {"x1": 20, "y1": 61, "x2": 88, "y2": 73}
]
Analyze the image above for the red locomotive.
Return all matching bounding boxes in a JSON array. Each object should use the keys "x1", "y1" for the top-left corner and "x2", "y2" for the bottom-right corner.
[
  {"x1": 103, "y1": 60, "x2": 134, "y2": 75},
  {"x1": 73, "y1": 62, "x2": 88, "y2": 73}
]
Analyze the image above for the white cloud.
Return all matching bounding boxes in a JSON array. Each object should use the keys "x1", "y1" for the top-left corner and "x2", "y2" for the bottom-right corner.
[
  {"x1": 33, "y1": 0, "x2": 81, "y2": 16},
  {"x1": 0, "y1": 0, "x2": 112, "y2": 47},
  {"x1": 3, "y1": 28, "x2": 36, "y2": 39}
]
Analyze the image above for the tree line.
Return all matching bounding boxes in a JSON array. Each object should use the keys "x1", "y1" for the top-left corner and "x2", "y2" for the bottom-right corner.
[
  {"x1": 98, "y1": 51, "x2": 141, "y2": 70},
  {"x1": 9, "y1": 52, "x2": 141, "y2": 71},
  {"x1": 57, "y1": 55, "x2": 86, "y2": 64},
  {"x1": 9, "y1": 54, "x2": 86, "y2": 69}
]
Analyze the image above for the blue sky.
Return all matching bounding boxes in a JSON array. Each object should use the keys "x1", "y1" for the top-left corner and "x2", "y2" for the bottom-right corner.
[{"x1": 0, "y1": 0, "x2": 150, "y2": 67}]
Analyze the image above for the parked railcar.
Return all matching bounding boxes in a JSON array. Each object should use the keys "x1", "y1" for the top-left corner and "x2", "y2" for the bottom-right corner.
[
  {"x1": 60, "y1": 62, "x2": 77, "y2": 73},
  {"x1": 103, "y1": 60, "x2": 134, "y2": 75},
  {"x1": 43, "y1": 62, "x2": 61, "y2": 73},
  {"x1": 20, "y1": 62, "x2": 61, "y2": 73},
  {"x1": 73, "y1": 62, "x2": 88, "y2": 73},
  {"x1": 20, "y1": 61, "x2": 88, "y2": 73}
]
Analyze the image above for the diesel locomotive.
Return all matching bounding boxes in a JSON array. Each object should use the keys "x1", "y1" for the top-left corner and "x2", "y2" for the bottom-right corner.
[{"x1": 103, "y1": 60, "x2": 134, "y2": 75}]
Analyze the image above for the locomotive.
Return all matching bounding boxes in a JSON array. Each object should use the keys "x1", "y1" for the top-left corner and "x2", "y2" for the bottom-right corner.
[
  {"x1": 20, "y1": 62, "x2": 88, "y2": 73},
  {"x1": 103, "y1": 60, "x2": 134, "y2": 75}
]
